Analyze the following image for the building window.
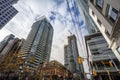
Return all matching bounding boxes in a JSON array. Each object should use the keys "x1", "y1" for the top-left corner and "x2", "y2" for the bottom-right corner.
[
  {"x1": 97, "y1": 0, "x2": 103, "y2": 9},
  {"x1": 108, "y1": 6, "x2": 118, "y2": 23},
  {"x1": 1, "y1": 22, "x2": 4, "y2": 25},
  {"x1": 92, "y1": 11, "x2": 95, "y2": 16},
  {"x1": 105, "y1": 30, "x2": 110, "y2": 38},
  {"x1": 1, "y1": 6, "x2": 3, "y2": 9},
  {"x1": 97, "y1": 18, "x2": 102, "y2": 26},
  {"x1": 117, "y1": 47, "x2": 120, "y2": 54},
  {"x1": 0, "y1": 2, "x2": 2, "y2": 5},
  {"x1": 90, "y1": 0, "x2": 94, "y2": 3}
]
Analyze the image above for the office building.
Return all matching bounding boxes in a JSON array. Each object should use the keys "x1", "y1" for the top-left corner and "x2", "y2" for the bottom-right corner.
[
  {"x1": 0, "y1": 34, "x2": 15, "y2": 53},
  {"x1": 64, "y1": 35, "x2": 84, "y2": 79},
  {"x1": 85, "y1": 32, "x2": 120, "y2": 80},
  {"x1": 0, "y1": 38, "x2": 19, "y2": 64},
  {"x1": 0, "y1": 39, "x2": 25, "y2": 75},
  {"x1": 88, "y1": 0, "x2": 120, "y2": 62},
  {"x1": 19, "y1": 17, "x2": 53, "y2": 72},
  {"x1": 76, "y1": 0, "x2": 98, "y2": 34},
  {"x1": 0, "y1": 0, "x2": 18, "y2": 29}
]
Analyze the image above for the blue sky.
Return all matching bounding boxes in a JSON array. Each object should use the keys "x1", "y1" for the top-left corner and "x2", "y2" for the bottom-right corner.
[{"x1": 0, "y1": 0, "x2": 87, "y2": 64}]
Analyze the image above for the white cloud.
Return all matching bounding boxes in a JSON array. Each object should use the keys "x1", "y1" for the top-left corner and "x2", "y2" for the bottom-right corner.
[{"x1": 0, "y1": 28, "x2": 12, "y2": 41}]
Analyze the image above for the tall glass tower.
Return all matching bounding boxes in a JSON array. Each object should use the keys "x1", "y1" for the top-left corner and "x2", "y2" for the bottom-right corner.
[
  {"x1": 20, "y1": 17, "x2": 54, "y2": 71},
  {"x1": 76, "y1": 0, "x2": 98, "y2": 34}
]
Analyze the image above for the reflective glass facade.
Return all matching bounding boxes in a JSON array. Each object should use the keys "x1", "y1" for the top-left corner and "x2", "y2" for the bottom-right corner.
[
  {"x1": 20, "y1": 18, "x2": 53, "y2": 70},
  {"x1": 0, "y1": 0, "x2": 18, "y2": 29}
]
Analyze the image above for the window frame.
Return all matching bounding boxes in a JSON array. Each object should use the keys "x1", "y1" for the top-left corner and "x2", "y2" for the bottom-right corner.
[
  {"x1": 97, "y1": 18, "x2": 102, "y2": 26},
  {"x1": 108, "y1": 5, "x2": 119, "y2": 23},
  {"x1": 97, "y1": 0, "x2": 104, "y2": 9},
  {"x1": 117, "y1": 47, "x2": 120, "y2": 54}
]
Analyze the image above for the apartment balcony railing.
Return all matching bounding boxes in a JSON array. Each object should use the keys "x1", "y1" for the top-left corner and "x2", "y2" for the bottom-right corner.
[
  {"x1": 96, "y1": 67, "x2": 118, "y2": 73},
  {"x1": 91, "y1": 53, "x2": 116, "y2": 61}
]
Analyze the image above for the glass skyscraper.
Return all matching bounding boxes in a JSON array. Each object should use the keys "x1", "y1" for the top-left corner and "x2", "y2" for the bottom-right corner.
[
  {"x1": 76, "y1": 0, "x2": 98, "y2": 34},
  {"x1": 20, "y1": 17, "x2": 54, "y2": 71},
  {"x1": 0, "y1": 0, "x2": 18, "y2": 29}
]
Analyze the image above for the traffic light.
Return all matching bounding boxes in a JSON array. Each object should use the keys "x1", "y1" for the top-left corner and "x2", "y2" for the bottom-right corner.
[
  {"x1": 118, "y1": 70, "x2": 120, "y2": 74},
  {"x1": 93, "y1": 70, "x2": 97, "y2": 76},
  {"x1": 84, "y1": 72, "x2": 86, "y2": 76},
  {"x1": 30, "y1": 57, "x2": 35, "y2": 62},
  {"x1": 77, "y1": 57, "x2": 82, "y2": 64},
  {"x1": 109, "y1": 61, "x2": 113, "y2": 67}
]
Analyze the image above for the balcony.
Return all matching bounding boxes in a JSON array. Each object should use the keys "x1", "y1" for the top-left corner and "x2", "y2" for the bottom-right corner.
[
  {"x1": 96, "y1": 67, "x2": 118, "y2": 73},
  {"x1": 91, "y1": 53, "x2": 116, "y2": 61}
]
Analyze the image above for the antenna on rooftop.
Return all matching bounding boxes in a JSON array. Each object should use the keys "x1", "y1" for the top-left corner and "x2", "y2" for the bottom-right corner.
[{"x1": 35, "y1": 15, "x2": 46, "y2": 21}]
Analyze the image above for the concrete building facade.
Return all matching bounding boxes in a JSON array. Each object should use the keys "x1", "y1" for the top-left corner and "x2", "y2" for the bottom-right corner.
[
  {"x1": 0, "y1": 0, "x2": 18, "y2": 29},
  {"x1": 85, "y1": 32, "x2": 120, "y2": 80},
  {"x1": 88, "y1": 0, "x2": 120, "y2": 62},
  {"x1": 19, "y1": 17, "x2": 53, "y2": 72}
]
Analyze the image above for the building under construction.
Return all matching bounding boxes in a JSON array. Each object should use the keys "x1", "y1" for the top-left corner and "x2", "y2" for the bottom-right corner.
[{"x1": 64, "y1": 35, "x2": 85, "y2": 80}]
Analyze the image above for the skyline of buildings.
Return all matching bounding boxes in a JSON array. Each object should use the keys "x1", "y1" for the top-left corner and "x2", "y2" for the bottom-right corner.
[
  {"x1": 0, "y1": 17, "x2": 54, "y2": 79},
  {"x1": 0, "y1": 0, "x2": 120, "y2": 79},
  {"x1": 0, "y1": 0, "x2": 18, "y2": 29}
]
